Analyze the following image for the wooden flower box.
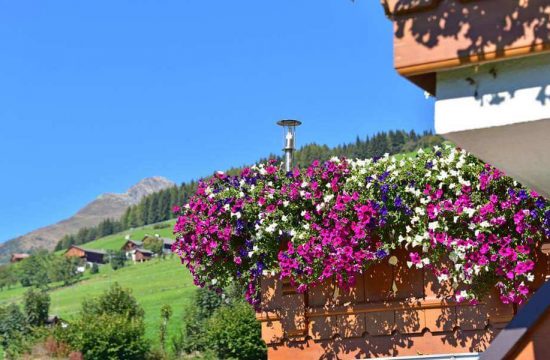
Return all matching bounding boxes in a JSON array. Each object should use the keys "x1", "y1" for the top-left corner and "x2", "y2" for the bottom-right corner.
[{"x1": 257, "y1": 249, "x2": 550, "y2": 359}]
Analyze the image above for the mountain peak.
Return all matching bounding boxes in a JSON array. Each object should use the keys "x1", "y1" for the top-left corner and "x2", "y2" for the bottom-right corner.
[{"x1": 127, "y1": 177, "x2": 175, "y2": 203}]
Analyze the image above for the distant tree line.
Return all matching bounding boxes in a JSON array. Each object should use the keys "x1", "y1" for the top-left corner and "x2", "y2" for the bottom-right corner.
[
  {"x1": 54, "y1": 129, "x2": 443, "y2": 251},
  {"x1": 293, "y1": 129, "x2": 442, "y2": 168}
]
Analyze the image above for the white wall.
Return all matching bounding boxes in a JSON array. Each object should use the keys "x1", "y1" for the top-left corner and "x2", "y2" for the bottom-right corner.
[{"x1": 435, "y1": 53, "x2": 550, "y2": 196}]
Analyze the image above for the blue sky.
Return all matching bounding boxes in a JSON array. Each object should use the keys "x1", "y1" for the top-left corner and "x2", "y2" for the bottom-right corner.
[{"x1": 0, "y1": 0, "x2": 433, "y2": 242}]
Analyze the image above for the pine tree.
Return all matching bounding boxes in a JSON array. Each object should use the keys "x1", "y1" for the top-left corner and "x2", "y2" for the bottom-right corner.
[
  {"x1": 121, "y1": 207, "x2": 131, "y2": 230},
  {"x1": 147, "y1": 195, "x2": 159, "y2": 224},
  {"x1": 128, "y1": 206, "x2": 139, "y2": 228}
]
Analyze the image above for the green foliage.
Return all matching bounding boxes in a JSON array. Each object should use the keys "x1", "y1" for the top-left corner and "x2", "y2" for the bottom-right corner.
[
  {"x1": 23, "y1": 288, "x2": 50, "y2": 327},
  {"x1": 172, "y1": 288, "x2": 223, "y2": 355},
  {"x1": 90, "y1": 262, "x2": 99, "y2": 274},
  {"x1": 16, "y1": 251, "x2": 51, "y2": 289},
  {"x1": 172, "y1": 287, "x2": 266, "y2": 359},
  {"x1": 56, "y1": 218, "x2": 122, "y2": 251},
  {"x1": 0, "y1": 275, "x2": 50, "y2": 356},
  {"x1": 159, "y1": 304, "x2": 172, "y2": 354},
  {"x1": 0, "y1": 303, "x2": 29, "y2": 356},
  {"x1": 57, "y1": 313, "x2": 149, "y2": 360},
  {"x1": 152, "y1": 222, "x2": 171, "y2": 230},
  {"x1": 195, "y1": 287, "x2": 224, "y2": 322},
  {"x1": 55, "y1": 283, "x2": 149, "y2": 360},
  {"x1": 291, "y1": 129, "x2": 441, "y2": 168},
  {"x1": 0, "y1": 248, "x2": 193, "y2": 357},
  {"x1": 205, "y1": 300, "x2": 266, "y2": 360},
  {"x1": 49, "y1": 256, "x2": 81, "y2": 286},
  {"x1": 109, "y1": 250, "x2": 127, "y2": 271},
  {"x1": 82, "y1": 282, "x2": 144, "y2": 319},
  {"x1": 0, "y1": 265, "x2": 17, "y2": 291},
  {"x1": 143, "y1": 236, "x2": 163, "y2": 256}
]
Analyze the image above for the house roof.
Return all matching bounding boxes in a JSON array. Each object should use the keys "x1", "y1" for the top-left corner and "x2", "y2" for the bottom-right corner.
[
  {"x1": 10, "y1": 253, "x2": 30, "y2": 260},
  {"x1": 66, "y1": 245, "x2": 107, "y2": 255},
  {"x1": 122, "y1": 239, "x2": 143, "y2": 247},
  {"x1": 161, "y1": 238, "x2": 174, "y2": 245},
  {"x1": 480, "y1": 280, "x2": 550, "y2": 359},
  {"x1": 135, "y1": 248, "x2": 153, "y2": 255},
  {"x1": 381, "y1": 0, "x2": 441, "y2": 17}
]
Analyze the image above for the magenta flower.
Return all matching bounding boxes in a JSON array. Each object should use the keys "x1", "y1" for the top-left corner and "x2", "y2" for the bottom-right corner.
[{"x1": 409, "y1": 252, "x2": 421, "y2": 265}]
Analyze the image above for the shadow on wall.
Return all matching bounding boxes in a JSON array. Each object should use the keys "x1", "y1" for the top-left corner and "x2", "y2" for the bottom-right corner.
[
  {"x1": 382, "y1": 0, "x2": 550, "y2": 95},
  {"x1": 435, "y1": 53, "x2": 550, "y2": 107},
  {"x1": 390, "y1": 0, "x2": 549, "y2": 58}
]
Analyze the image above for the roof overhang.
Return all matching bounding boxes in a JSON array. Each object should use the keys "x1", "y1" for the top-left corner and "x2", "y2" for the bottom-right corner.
[{"x1": 380, "y1": 0, "x2": 550, "y2": 94}]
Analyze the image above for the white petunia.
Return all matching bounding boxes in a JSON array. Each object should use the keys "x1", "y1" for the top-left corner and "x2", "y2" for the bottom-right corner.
[
  {"x1": 265, "y1": 223, "x2": 277, "y2": 233},
  {"x1": 437, "y1": 171, "x2": 449, "y2": 181},
  {"x1": 464, "y1": 208, "x2": 476, "y2": 218},
  {"x1": 448, "y1": 252, "x2": 458, "y2": 263}
]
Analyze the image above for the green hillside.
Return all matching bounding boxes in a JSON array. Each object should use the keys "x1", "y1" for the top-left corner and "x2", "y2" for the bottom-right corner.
[
  {"x1": 0, "y1": 220, "x2": 194, "y2": 352},
  {"x1": 64, "y1": 219, "x2": 176, "y2": 252}
]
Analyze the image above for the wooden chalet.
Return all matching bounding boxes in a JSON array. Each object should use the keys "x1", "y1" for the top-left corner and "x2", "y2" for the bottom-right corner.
[
  {"x1": 64, "y1": 245, "x2": 106, "y2": 264},
  {"x1": 133, "y1": 248, "x2": 153, "y2": 262},
  {"x1": 121, "y1": 239, "x2": 143, "y2": 255}
]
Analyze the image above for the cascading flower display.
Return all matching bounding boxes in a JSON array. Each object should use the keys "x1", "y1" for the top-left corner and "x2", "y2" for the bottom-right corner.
[{"x1": 173, "y1": 145, "x2": 549, "y2": 308}]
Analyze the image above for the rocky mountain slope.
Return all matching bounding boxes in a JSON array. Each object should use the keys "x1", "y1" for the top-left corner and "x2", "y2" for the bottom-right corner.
[{"x1": 0, "y1": 176, "x2": 175, "y2": 263}]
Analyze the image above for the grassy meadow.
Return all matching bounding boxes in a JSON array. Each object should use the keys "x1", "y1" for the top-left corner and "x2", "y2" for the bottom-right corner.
[{"x1": 0, "y1": 220, "x2": 196, "y2": 351}]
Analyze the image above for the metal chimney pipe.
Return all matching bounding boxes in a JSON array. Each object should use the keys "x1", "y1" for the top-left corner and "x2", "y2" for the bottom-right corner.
[{"x1": 277, "y1": 120, "x2": 302, "y2": 172}]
